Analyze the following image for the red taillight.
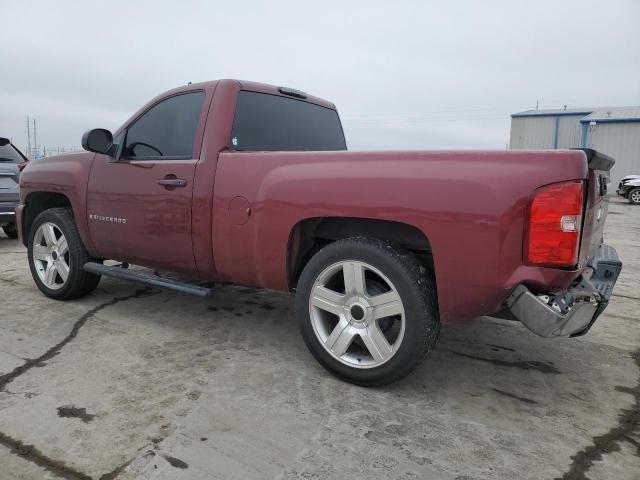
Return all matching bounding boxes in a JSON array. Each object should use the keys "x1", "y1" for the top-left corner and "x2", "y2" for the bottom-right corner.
[
  {"x1": 526, "y1": 181, "x2": 584, "y2": 267},
  {"x1": 18, "y1": 160, "x2": 28, "y2": 172}
]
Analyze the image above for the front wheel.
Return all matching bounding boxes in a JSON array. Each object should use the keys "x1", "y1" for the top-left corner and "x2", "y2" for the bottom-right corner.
[
  {"x1": 295, "y1": 238, "x2": 439, "y2": 386},
  {"x1": 28, "y1": 208, "x2": 101, "y2": 300},
  {"x1": 629, "y1": 188, "x2": 640, "y2": 205}
]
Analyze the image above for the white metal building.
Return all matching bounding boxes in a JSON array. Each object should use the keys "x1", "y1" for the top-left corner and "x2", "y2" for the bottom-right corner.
[{"x1": 510, "y1": 107, "x2": 640, "y2": 186}]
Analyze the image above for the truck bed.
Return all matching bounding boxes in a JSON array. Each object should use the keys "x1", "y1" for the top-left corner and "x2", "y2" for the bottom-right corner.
[{"x1": 211, "y1": 149, "x2": 597, "y2": 322}]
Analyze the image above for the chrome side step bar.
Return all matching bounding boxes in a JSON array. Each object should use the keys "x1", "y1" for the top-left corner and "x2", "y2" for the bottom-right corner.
[{"x1": 83, "y1": 262, "x2": 213, "y2": 298}]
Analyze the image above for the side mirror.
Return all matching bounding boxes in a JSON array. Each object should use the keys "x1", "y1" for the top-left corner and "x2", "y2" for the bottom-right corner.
[
  {"x1": 0, "y1": 137, "x2": 10, "y2": 146},
  {"x1": 81, "y1": 128, "x2": 113, "y2": 155}
]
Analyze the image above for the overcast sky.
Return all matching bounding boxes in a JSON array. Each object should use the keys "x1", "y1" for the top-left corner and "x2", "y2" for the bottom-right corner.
[{"x1": 1, "y1": 0, "x2": 638, "y2": 155}]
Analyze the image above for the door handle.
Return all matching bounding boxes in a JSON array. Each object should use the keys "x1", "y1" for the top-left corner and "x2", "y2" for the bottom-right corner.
[{"x1": 158, "y1": 177, "x2": 187, "y2": 188}]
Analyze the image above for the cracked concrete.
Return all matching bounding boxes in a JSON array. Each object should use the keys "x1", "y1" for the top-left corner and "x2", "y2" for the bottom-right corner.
[{"x1": 0, "y1": 196, "x2": 638, "y2": 479}]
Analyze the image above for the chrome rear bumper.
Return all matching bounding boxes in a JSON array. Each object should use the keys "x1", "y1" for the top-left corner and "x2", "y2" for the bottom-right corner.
[{"x1": 506, "y1": 244, "x2": 622, "y2": 338}]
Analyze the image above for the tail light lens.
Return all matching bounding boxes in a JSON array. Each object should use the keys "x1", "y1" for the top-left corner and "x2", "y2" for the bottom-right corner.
[
  {"x1": 18, "y1": 160, "x2": 29, "y2": 172},
  {"x1": 526, "y1": 181, "x2": 584, "y2": 267}
]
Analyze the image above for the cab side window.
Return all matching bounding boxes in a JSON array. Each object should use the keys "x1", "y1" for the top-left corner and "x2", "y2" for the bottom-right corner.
[
  {"x1": 123, "y1": 91, "x2": 205, "y2": 159},
  {"x1": 230, "y1": 91, "x2": 346, "y2": 151}
]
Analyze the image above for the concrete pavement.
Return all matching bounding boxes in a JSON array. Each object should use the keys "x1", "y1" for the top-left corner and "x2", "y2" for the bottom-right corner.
[{"x1": 0, "y1": 197, "x2": 638, "y2": 480}]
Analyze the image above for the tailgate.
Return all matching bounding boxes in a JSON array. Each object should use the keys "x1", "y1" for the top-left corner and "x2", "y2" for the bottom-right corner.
[{"x1": 576, "y1": 148, "x2": 615, "y2": 269}]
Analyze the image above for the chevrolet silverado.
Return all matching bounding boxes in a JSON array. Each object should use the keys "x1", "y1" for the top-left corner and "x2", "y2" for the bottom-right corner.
[{"x1": 16, "y1": 79, "x2": 622, "y2": 385}]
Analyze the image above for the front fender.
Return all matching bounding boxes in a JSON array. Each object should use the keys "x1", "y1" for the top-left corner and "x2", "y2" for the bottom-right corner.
[{"x1": 20, "y1": 152, "x2": 96, "y2": 254}]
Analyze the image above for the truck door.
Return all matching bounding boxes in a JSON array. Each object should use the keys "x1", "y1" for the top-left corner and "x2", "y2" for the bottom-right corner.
[{"x1": 86, "y1": 91, "x2": 206, "y2": 274}]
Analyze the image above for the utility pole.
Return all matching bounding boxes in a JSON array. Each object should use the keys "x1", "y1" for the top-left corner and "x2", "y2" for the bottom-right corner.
[
  {"x1": 33, "y1": 118, "x2": 37, "y2": 157},
  {"x1": 26, "y1": 117, "x2": 31, "y2": 157}
]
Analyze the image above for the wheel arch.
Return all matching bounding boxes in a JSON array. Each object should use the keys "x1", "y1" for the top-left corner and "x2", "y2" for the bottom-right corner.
[
  {"x1": 22, "y1": 191, "x2": 73, "y2": 245},
  {"x1": 287, "y1": 216, "x2": 437, "y2": 291}
]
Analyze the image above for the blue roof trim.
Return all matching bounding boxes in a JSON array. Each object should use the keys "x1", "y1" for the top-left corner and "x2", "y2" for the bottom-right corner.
[
  {"x1": 579, "y1": 117, "x2": 640, "y2": 124},
  {"x1": 511, "y1": 111, "x2": 593, "y2": 118}
]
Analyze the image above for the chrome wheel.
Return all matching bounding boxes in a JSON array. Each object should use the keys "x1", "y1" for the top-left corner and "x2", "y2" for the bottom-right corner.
[
  {"x1": 32, "y1": 222, "x2": 70, "y2": 290},
  {"x1": 631, "y1": 190, "x2": 640, "y2": 204},
  {"x1": 309, "y1": 260, "x2": 405, "y2": 369}
]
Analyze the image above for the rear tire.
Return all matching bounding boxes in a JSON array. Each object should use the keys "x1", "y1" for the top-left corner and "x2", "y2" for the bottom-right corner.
[
  {"x1": 295, "y1": 238, "x2": 439, "y2": 386},
  {"x1": 28, "y1": 208, "x2": 101, "y2": 300},
  {"x1": 2, "y1": 223, "x2": 18, "y2": 239},
  {"x1": 629, "y1": 188, "x2": 640, "y2": 205}
]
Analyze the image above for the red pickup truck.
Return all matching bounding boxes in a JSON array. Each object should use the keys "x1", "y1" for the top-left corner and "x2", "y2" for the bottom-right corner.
[{"x1": 16, "y1": 79, "x2": 622, "y2": 385}]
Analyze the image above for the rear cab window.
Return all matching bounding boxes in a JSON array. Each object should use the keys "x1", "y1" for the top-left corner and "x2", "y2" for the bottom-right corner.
[{"x1": 230, "y1": 91, "x2": 346, "y2": 151}]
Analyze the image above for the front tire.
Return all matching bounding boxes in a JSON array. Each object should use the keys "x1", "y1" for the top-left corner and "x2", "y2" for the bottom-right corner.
[
  {"x1": 295, "y1": 238, "x2": 439, "y2": 386},
  {"x1": 629, "y1": 188, "x2": 640, "y2": 205},
  {"x1": 28, "y1": 208, "x2": 101, "y2": 300},
  {"x1": 2, "y1": 223, "x2": 18, "y2": 239}
]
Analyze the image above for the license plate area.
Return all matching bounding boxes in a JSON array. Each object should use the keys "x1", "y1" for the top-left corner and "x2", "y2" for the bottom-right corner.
[{"x1": 587, "y1": 244, "x2": 622, "y2": 300}]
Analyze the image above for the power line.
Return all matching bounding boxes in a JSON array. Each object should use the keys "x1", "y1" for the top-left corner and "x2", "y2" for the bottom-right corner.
[
  {"x1": 342, "y1": 113, "x2": 512, "y2": 125},
  {"x1": 341, "y1": 103, "x2": 585, "y2": 121},
  {"x1": 341, "y1": 105, "x2": 536, "y2": 118}
]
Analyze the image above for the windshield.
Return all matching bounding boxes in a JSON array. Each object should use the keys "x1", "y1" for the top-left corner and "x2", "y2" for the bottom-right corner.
[{"x1": 0, "y1": 143, "x2": 26, "y2": 163}]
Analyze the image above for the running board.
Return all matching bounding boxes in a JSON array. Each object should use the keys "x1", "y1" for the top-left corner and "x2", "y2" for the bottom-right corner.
[{"x1": 83, "y1": 262, "x2": 213, "y2": 298}]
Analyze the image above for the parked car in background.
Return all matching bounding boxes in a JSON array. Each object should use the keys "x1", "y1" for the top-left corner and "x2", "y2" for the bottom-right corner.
[
  {"x1": 617, "y1": 175, "x2": 640, "y2": 205},
  {"x1": 616, "y1": 174, "x2": 640, "y2": 196},
  {"x1": 0, "y1": 138, "x2": 28, "y2": 238}
]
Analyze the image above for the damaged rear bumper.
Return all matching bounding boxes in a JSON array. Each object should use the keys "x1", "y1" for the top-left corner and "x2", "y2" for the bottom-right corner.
[{"x1": 506, "y1": 244, "x2": 622, "y2": 338}]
